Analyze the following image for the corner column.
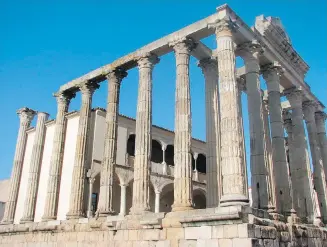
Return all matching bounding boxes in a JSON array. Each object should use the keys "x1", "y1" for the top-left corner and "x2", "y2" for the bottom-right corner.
[
  {"x1": 97, "y1": 69, "x2": 127, "y2": 217},
  {"x1": 21, "y1": 112, "x2": 49, "y2": 223},
  {"x1": 170, "y1": 38, "x2": 195, "y2": 211},
  {"x1": 43, "y1": 91, "x2": 75, "y2": 221},
  {"x1": 67, "y1": 81, "x2": 99, "y2": 219},
  {"x1": 238, "y1": 41, "x2": 270, "y2": 210},
  {"x1": 1, "y1": 108, "x2": 36, "y2": 224},
  {"x1": 198, "y1": 58, "x2": 220, "y2": 208},
  {"x1": 303, "y1": 101, "x2": 327, "y2": 222},
  {"x1": 210, "y1": 18, "x2": 248, "y2": 206},
  {"x1": 262, "y1": 63, "x2": 292, "y2": 214},
  {"x1": 315, "y1": 112, "x2": 327, "y2": 181},
  {"x1": 131, "y1": 53, "x2": 159, "y2": 214},
  {"x1": 284, "y1": 88, "x2": 315, "y2": 222}
]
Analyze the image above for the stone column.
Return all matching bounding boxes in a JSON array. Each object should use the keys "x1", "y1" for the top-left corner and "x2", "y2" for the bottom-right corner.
[
  {"x1": 209, "y1": 18, "x2": 248, "y2": 206},
  {"x1": 1, "y1": 108, "x2": 36, "y2": 224},
  {"x1": 21, "y1": 112, "x2": 49, "y2": 223},
  {"x1": 131, "y1": 53, "x2": 159, "y2": 214},
  {"x1": 162, "y1": 144, "x2": 168, "y2": 175},
  {"x1": 97, "y1": 69, "x2": 127, "y2": 217},
  {"x1": 198, "y1": 57, "x2": 220, "y2": 208},
  {"x1": 155, "y1": 191, "x2": 161, "y2": 213},
  {"x1": 238, "y1": 41, "x2": 270, "y2": 210},
  {"x1": 262, "y1": 64, "x2": 292, "y2": 215},
  {"x1": 43, "y1": 91, "x2": 75, "y2": 221},
  {"x1": 119, "y1": 184, "x2": 127, "y2": 216},
  {"x1": 170, "y1": 38, "x2": 195, "y2": 211},
  {"x1": 303, "y1": 101, "x2": 327, "y2": 222},
  {"x1": 67, "y1": 81, "x2": 99, "y2": 219},
  {"x1": 193, "y1": 153, "x2": 199, "y2": 181},
  {"x1": 261, "y1": 97, "x2": 275, "y2": 213},
  {"x1": 284, "y1": 88, "x2": 315, "y2": 222},
  {"x1": 87, "y1": 177, "x2": 95, "y2": 218},
  {"x1": 315, "y1": 112, "x2": 327, "y2": 180}
]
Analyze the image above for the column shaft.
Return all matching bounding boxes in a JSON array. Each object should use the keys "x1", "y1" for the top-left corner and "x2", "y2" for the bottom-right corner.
[
  {"x1": 131, "y1": 53, "x2": 159, "y2": 214},
  {"x1": 67, "y1": 82, "x2": 98, "y2": 219},
  {"x1": 199, "y1": 58, "x2": 220, "y2": 208},
  {"x1": 285, "y1": 89, "x2": 315, "y2": 222},
  {"x1": 43, "y1": 91, "x2": 74, "y2": 221},
  {"x1": 21, "y1": 112, "x2": 49, "y2": 223},
  {"x1": 170, "y1": 38, "x2": 195, "y2": 211},
  {"x1": 210, "y1": 18, "x2": 248, "y2": 206},
  {"x1": 87, "y1": 178, "x2": 95, "y2": 218},
  {"x1": 155, "y1": 192, "x2": 160, "y2": 213},
  {"x1": 263, "y1": 65, "x2": 292, "y2": 214},
  {"x1": 315, "y1": 112, "x2": 327, "y2": 181},
  {"x1": 1, "y1": 108, "x2": 36, "y2": 224},
  {"x1": 303, "y1": 102, "x2": 327, "y2": 222},
  {"x1": 239, "y1": 41, "x2": 270, "y2": 210},
  {"x1": 119, "y1": 184, "x2": 127, "y2": 216},
  {"x1": 97, "y1": 69, "x2": 126, "y2": 216}
]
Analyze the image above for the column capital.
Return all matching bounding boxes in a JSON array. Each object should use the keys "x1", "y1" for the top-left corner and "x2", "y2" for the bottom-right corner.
[
  {"x1": 106, "y1": 68, "x2": 127, "y2": 83},
  {"x1": 208, "y1": 17, "x2": 238, "y2": 37},
  {"x1": 283, "y1": 87, "x2": 304, "y2": 107},
  {"x1": 17, "y1": 107, "x2": 36, "y2": 124},
  {"x1": 79, "y1": 81, "x2": 100, "y2": 96},
  {"x1": 303, "y1": 101, "x2": 318, "y2": 119},
  {"x1": 261, "y1": 62, "x2": 284, "y2": 79},
  {"x1": 237, "y1": 40, "x2": 264, "y2": 59},
  {"x1": 37, "y1": 111, "x2": 50, "y2": 119},
  {"x1": 315, "y1": 111, "x2": 327, "y2": 122},
  {"x1": 169, "y1": 37, "x2": 196, "y2": 54},
  {"x1": 54, "y1": 90, "x2": 76, "y2": 107},
  {"x1": 198, "y1": 58, "x2": 218, "y2": 74},
  {"x1": 137, "y1": 53, "x2": 160, "y2": 69}
]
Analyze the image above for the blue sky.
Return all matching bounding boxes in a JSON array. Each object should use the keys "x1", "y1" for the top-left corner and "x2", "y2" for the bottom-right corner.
[{"x1": 0, "y1": 1, "x2": 326, "y2": 181}]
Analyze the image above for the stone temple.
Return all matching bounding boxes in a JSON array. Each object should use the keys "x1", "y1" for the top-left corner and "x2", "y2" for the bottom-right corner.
[{"x1": 1, "y1": 4, "x2": 327, "y2": 247}]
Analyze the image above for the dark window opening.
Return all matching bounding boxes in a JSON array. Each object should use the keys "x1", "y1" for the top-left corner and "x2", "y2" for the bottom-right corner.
[
  {"x1": 197, "y1": 154, "x2": 206, "y2": 174},
  {"x1": 91, "y1": 193, "x2": 98, "y2": 213},
  {"x1": 127, "y1": 134, "x2": 136, "y2": 156},
  {"x1": 151, "y1": 140, "x2": 163, "y2": 163},
  {"x1": 165, "y1": 145, "x2": 174, "y2": 166}
]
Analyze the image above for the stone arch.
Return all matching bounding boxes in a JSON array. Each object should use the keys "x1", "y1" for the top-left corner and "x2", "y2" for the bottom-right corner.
[
  {"x1": 165, "y1": 144, "x2": 174, "y2": 166},
  {"x1": 160, "y1": 182, "x2": 174, "y2": 213},
  {"x1": 151, "y1": 139, "x2": 163, "y2": 163},
  {"x1": 197, "y1": 154, "x2": 206, "y2": 173},
  {"x1": 193, "y1": 188, "x2": 206, "y2": 209},
  {"x1": 127, "y1": 134, "x2": 135, "y2": 156}
]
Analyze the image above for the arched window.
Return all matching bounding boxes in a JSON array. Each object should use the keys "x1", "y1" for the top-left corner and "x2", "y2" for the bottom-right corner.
[
  {"x1": 165, "y1": 145, "x2": 174, "y2": 166},
  {"x1": 197, "y1": 154, "x2": 206, "y2": 173},
  {"x1": 151, "y1": 140, "x2": 163, "y2": 163},
  {"x1": 127, "y1": 134, "x2": 135, "y2": 156}
]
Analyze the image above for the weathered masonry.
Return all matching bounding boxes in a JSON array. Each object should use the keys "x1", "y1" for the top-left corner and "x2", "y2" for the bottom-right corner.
[{"x1": 1, "y1": 4, "x2": 327, "y2": 247}]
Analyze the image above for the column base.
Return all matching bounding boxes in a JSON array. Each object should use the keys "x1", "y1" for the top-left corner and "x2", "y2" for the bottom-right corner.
[
  {"x1": 219, "y1": 194, "x2": 249, "y2": 207},
  {"x1": 20, "y1": 217, "x2": 34, "y2": 224},
  {"x1": 171, "y1": 202, "x2": 193, "y2": 212},
  {"x1": 42, "y1": 216, "x2": 57, "y2": 222},
  {"x1": 66, "y1": 211, "x2": 86, "y2": 219},
  {"x1": 130, "y1": 206, "x2": 151, "y2": 215},
  {"x1": 98, "y1": 210, "x2": 116, "y2": 217},
  {"x1": 0, "y1": 220, "x2": 13, "y2": 225}
]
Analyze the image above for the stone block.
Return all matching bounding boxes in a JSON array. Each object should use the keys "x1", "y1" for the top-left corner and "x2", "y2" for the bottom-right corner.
[
  {"x1": 218, "y1": 238, "x2": 233, "y2": 247},
  {"x1": 212, "y1": 225, "x2": 224, "y2": 239},
  {"x1": 142, "y1": 229, "x2": 161, "y2": 241},
  {"x1": 185, "y1": 226, "x2": 211, "y2": 240},
  {"x1": 167, "y1": 228, "x2": 184, "y2": 240},
  {"x1": 179, "y1": 240, "x2": 196, "y2": 247},
  {"x1": 115, "y1": 240, "x2": 133, "y2": 247},
  {"x1": 238, "y1": 224, "x2": 255, "y2": 238},
  {"x1": 254, "y1": 226, "x2": 261, "y2": 238},
  {"x1": 263, "y1": 239, "x2": 274, "y2": 247},
  {"x1": 223, "y1": 224, "x2": 238, "y2": 239},
  {"x1": 129, "y1": 230, "x2": 139, "y2": 241},
  {"x1": 155, "y1": 240, "x2": 170, "y2": 247},
  {"x1": 196, "y1": 239, "x2": 219, "y2": 247},
  {"x1": 232, "y1": 238, "x2": 259, "y2": 247}
]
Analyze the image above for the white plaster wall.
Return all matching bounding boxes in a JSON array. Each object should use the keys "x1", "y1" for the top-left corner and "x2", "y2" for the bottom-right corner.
[
  {"x1": 14, "y1": 131, "x2": 35, "y2": 224},
  {"x1": 56, "y1": 115, "x2": 79, "y2": 221},
  {"x1": 91, "y1": 112, "x2": 128, "y2": 166},
  {"x1": 34, "y1": 124, "x2": 55, "y2": 222}
]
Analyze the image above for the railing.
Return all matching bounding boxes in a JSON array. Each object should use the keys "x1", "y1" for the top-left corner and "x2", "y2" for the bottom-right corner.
[{"x1": 125, "y1": 154, "x2": 206, "y2": 184}]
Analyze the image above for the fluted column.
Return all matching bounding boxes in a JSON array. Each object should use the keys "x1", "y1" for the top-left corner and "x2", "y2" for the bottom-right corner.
[
  {"x1": 170, "y1": 38, "x2": 195, "y2": 211},
  {"x1": 1, "y1": 108, "x2": 36, "y2": 224},
  {"x1": 238, "y1": 41, "x2": 270, "y2": 210},
  {"x1": 42, "y1": 91, "x2": 75, "y2": 221},
  {"x1": 97, "y1": 69, "x2": 127, "y2": 217},
  {"x1": 131, "y1": 53, "x2": 159, "y2": 214},
  {"x1": 315, "y1": 112, "x2": 327, "y2": 181},
  {"x1": 21, "y1": 112, "x2": 49, "y2": 223},
  {"x1": 262, "y1": 64, "x2": 292, "y2": 215},
  {"x1": 303, "y1": 101, "x2": 327, "y2": 222},
  {"x1": 262, "y1": 97, "x2": 275, "y2": 213},
  {"x1": 284, "y1": 88, "x2": 315, "y2": 222},
  {"x1": 209, "y1": 18, "x2": 248, "y2": 206},
  {"x1": 67, "y1": 81, "x2": 99, "y2": 219},
  {"x1": 198, "y1": 58, "x2": 220, "y2": 208}
]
